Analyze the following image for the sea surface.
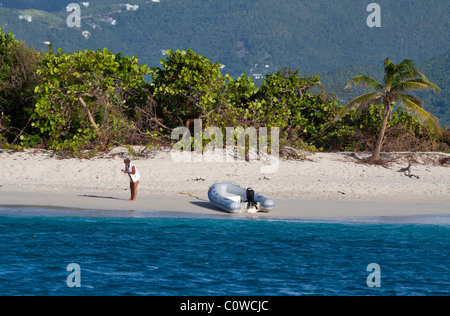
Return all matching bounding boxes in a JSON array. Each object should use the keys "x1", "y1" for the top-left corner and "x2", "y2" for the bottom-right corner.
[{"x1": 0, "y1": 206, "x2": 449, "y2": 296}]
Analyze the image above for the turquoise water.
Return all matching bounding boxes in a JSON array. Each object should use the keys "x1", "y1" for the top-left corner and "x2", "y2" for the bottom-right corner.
[{"x1": 0, "y1": 207, "x2": 449, "y2": 296}]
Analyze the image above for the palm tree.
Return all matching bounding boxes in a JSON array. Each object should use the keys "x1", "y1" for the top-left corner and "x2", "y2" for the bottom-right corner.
[{"x1": 338, "y1": 58, "x2": 442, "y2": 161}]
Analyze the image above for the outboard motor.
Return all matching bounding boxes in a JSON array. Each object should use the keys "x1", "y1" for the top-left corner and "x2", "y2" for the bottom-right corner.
[{"x1": 246, "y1": 187, "x2": 258, "y2": 210}]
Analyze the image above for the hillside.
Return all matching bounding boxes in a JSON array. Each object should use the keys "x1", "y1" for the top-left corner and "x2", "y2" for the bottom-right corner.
[
  {"x1": 416, "y1": 51, "x2": 450, "y2": 127},
  {"x1": 1, "y1": 0, "x2": 448, "y2": 74},
  {"x1": 0, "y1": 0, "x2": 448, "y2": 125}
]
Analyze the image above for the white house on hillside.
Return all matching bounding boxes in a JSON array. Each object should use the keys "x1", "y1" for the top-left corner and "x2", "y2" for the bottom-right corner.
[
  {"x1": 82, "y1": 30, "x2": 91, "y2": 39},
  {"x1": 104, "y1": 17, "x2": 117, "y2": 25},
  {"x1": 125, "y1": 4, "x2": 139, "y2": 11},
  {"x1": 18, "y1": 15, "x2": 32, "y2": 22}
]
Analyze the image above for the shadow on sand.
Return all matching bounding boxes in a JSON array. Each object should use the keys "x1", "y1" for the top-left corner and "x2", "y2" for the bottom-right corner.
[
  {"x1": 78, "y1": 194, "x2": 127, "y2": 201},
  {"x1": 189, "y1": 201, "x2": 231, "y2": 214}
]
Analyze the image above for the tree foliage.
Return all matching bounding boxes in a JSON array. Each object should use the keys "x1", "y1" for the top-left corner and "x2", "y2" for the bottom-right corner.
[
  {"x1": 0, "y1": 27, "x2": 42, "y2": 145},
  {"x1": 30, "y1": 47, "x2": 150, "y2": 153},
  {"x1": 150, "y1": 49, "x2": 229, "y2": 130},
  {"x1": 0, "y1": 28, "x2": 446, "y2": 155}
]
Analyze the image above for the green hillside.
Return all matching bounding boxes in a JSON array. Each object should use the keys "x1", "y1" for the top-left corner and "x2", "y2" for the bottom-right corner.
[
  {"x1": 17, "y1": 9, "x2": 65, "y2": 26},
  {"x1": 1, "y1": 0, "x2": 448, "y2": 74},
  {"x1": 416, "y1": 51, "x2": 450, "y2": 128}
]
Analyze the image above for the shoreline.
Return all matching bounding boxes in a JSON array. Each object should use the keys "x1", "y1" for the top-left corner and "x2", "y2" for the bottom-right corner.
[
  {"x1": 0, "y1": 148, "x2": 449, "y2": 222},
  {"x1": 1, "y1": 189, "x2": 449, "y2": 222}
]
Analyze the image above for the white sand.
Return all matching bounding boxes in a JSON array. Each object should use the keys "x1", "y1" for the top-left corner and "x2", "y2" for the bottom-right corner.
[{"x1": 0, "y1": 147, "x2": 449, "y2": 219}]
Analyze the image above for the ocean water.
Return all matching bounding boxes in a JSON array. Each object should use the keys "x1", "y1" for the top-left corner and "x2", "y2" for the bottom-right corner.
[{"x1": 0, "y1": 207, "x2": 449, "y2": 296}]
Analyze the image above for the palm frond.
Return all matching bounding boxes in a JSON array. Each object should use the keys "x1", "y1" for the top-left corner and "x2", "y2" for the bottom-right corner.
[
  {"x1": 399, "y1": 96, "x2": 443, "y2": 138},
  {"x1": 397, "y1": 59, "x2": 416, "y2": 79},
  {"x1": 383, "y1": 58, "x2": 431, "y2": 89},
  {"x1": 345, "y1": 75, "x2": 383, "y2": 90},
  {"x1": 409, "y1": 70, "x2": 429, "y2": 81},
  {"x1": 336, "y1": 91, "x2": 383, "y2": 118},
  {"x1": 383, "y1": 58, "x2": 398, "y2": 87},
  {"x1": 394, "y1": 93, "x2": 423, "y2": 108},
  {"x1": 396, "y1": 59, "x2": 430, "y2": 81},
  {"x1": 393, "y1": 79, "x2": 441, "y2": 93}
]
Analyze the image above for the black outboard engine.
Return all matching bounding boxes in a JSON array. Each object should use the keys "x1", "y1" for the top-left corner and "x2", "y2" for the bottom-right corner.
[{"x1": 246, "y1": 187, "x2": 258, "y2": 209}]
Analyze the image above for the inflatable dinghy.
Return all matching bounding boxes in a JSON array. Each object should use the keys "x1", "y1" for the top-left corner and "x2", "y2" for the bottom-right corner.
[{"x1": 208, "y1": 182, "x2": 275, "y2": 214}]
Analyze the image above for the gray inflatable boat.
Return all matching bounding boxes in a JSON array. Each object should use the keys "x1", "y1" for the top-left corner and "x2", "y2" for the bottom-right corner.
[{"x1": 208, "y1": 182, "x2": 275, "y2": 214}]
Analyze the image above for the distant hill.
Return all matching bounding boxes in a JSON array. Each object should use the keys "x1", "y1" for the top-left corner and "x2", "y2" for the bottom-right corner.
[
  {"x1": 415, "y1": 51, "x2": 450, "y2": 128},
  {"x1": 0, "y1": 0, "x2": 448, "y2": 125},
  {"x1": 1, "y1": 0, "x2": 68, "y2": 12}
]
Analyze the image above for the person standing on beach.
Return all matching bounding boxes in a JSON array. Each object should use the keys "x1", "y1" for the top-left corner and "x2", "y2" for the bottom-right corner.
[{"x1": 122, "y1": 158, "x2": 141, "y2": 201}]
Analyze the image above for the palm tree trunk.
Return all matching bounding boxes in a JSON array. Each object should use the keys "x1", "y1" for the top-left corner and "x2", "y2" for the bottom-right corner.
[{"x1": 372, "y1": 101, "x2": 391, "y2": 161}]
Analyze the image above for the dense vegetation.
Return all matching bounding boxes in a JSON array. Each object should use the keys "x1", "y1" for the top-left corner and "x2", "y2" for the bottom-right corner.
[
  {"x1": 0, "y1": 0, "x2": 448, "y2": 126},
  {"x1": 1, "y1": 28, "x2": 447, "y2": 157}
]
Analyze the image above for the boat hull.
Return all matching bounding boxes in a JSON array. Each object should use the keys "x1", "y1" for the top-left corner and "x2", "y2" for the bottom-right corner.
[{"x1": 208, "y1": 182, "x2": 275, "y2": 213}]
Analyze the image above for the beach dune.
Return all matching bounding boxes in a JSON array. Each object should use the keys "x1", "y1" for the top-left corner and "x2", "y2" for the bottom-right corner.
[{"x1": 0, "y1": 148, "x2": 449, "y2": 219}]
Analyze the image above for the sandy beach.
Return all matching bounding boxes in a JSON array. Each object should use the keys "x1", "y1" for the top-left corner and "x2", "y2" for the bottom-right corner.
[{"x1": 0, "y1": 147, "x2": 449, "y2": 219}]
